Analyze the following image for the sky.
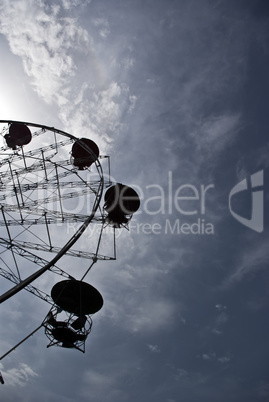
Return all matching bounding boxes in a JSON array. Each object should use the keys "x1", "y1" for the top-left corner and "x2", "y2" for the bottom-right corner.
[{"x1": 0, "y1": 0, "x2": 269, "y2": 401}]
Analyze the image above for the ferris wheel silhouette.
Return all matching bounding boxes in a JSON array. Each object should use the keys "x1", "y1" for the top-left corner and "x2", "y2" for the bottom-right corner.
[{"x1": 0, "y1": 120, "x2": 140, "y2": 361}]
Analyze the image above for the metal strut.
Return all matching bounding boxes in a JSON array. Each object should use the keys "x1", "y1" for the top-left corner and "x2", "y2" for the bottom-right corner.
[{"x1": 0, "y1": 323, "x2": 44, "y2": 362}]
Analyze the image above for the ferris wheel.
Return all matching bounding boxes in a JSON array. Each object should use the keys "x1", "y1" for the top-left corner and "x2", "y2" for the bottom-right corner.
[{"x1": 0, "y1": 120, "x2": 140, "y2": 359}]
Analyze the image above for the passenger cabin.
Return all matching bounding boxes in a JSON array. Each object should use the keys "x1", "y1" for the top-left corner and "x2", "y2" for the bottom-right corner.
[
  {"x1": 71, "y1": 138, "x2": 99, "y2": 170},
  {"x1": 104, "y1": 183, "x2": 140, "y2": 227},
  {"x1": 4, "y1": 123, "x2": 32, "y2": 150}
]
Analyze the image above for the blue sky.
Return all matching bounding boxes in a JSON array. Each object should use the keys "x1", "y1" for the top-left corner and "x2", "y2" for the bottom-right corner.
[{"x1": 0, "y1": 0, "x2": 269, "y2": 401}]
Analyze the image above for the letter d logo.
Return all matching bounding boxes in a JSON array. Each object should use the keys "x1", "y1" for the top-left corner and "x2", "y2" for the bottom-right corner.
[{"x1": 229, "y1": 170, "x2": 264, "y2": 233}]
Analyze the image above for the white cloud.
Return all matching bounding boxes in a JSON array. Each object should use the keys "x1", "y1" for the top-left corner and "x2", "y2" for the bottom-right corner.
[
  {"x1": 194, "y1": 113, "x2": 241, "y2": 157},
  {"x1": 0, "y1": 0, "x2": 135, "y2": 152},
  {"x1": 200, "y1": 352, "x2": 231, "y2": 364},
  {"x1": 212, "y1": 328, "x2": 223, "y2": 336},
  {"x1": 216, "y1": 312, "x2": 229, "y2": 325},
  {"x1": 0, "y1": 1, "x2": 88, "y2": 106},
  {"x1": 0, "y1": 362, "x2": 38, "y2": 387},
  {"x1": 57, "y1": 0, "x2": 92, "y2": 11},
  {"x1": 148, "y1": 344, "x2": 160, "y2": 353},
  {"x1": 217, "y1": 356, "x2": 231, "y2": 364},
  {"x1": 102, "y1": 295, "x2": 177, "y2": 334},
  {"x1": 59, "y1": 81, "x2": 134, "y2": 150},
  {"x1": 225, "y1": 236, "x2": 269, "y2": 285},
  {"x1": 93, "y1": 18, "x2": 110, "y2": 38},
  {"x1": 80, "y1": 364, "x2": 135, "y2": 401},
  {"x1": 215, "y1": 304, "x2": 227, "y2": 311},
  {"x1": 175, "y1": 367, "x2": 208, "y2": 386},
  {"x1": 202, "y1": 353, "x2": 216, "y2": 361},
  {"x1": 176, "y1": 368, "x2": 188, "y2": 379}
]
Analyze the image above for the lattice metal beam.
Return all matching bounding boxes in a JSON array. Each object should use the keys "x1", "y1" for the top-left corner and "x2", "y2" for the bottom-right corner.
[
  {"x1": 0, "y1": 238, "x2": 115, "y2": 261},
  {"x1": 0, "y1": 267, "x2": 53, "y2": 305},
  {"x1": 0, "y1": 206, "x2": 104, "y2": 225},
  {"x1": 0, "y1": 138, "x2": 73, "y2": 168},
  {"x1": 0, "y1": 238, "x2": 73, "y2": 279}
]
